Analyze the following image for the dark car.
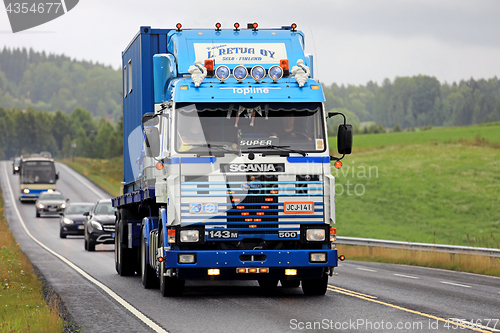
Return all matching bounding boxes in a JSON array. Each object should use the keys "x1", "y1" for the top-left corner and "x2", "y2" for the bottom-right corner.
[
  {"x1": 59, "y1": 202, "x2": 94, "y2": 238},
  {"x1": 35, "y1": 191, "x2": 67, "y2": 217},
  {"x1": 12, "y1": 157, "x2": 21, "y2": 174},
  {"x1": 84, "y1": 199, "x2": 116, "y2": 251}
]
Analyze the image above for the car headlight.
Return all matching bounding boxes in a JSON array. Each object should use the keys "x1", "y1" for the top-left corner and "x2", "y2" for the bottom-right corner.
[
  {"x1": 63, "y1": 218, "x2": 74, "y2": 225},
  {"x1": 14, "y1": 167, "x2": 19, "y2": 171},
  {"x1": 37, "y1": 204, "x2": 44, "y2": 209},
  {"x1": 180, "y1": 230, "x2": 199, "y2": 242},
  {"x1": 306, "y1": 229, "x2": 326, "y2": 241},
  {"x1": 60, "y1": 203, "x2": 67, "y2": 209},
  {"x1": 90, "y1": 221, "x2": 103, "y2": 231}
]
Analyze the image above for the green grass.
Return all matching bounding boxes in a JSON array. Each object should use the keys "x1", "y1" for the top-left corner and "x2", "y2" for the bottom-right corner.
[
  {"x1": 0, "y1": 189, "x2": 64, "y2": 332},
  {"x1": 60, "y1": 157, "x2": 123, "y2": 197},
  {"x1": 333, "y1": 142, "x2": 500, "y2": 247},
  {"x1": 329, "y1": 122, "x2": 500, "y2": 151}
]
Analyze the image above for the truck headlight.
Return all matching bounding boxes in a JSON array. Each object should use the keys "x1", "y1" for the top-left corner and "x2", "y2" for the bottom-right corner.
[
  {"x1": 23, "y1": 189, "x2": 30, "y2": 193},
  {"x1": 90, "y1": 221, "x2": 103, "y2": 231},
  {"x1": 180, "y1": 230, "x2": 199, "y2": 242},
  {"x1": 178, "y1": 254, "x2": 196, "y2": 264},
  {"x1": 310, "y1": 253, "x2": 327, "y2": 263},
  {"x1": 306, "y1": 229, "x2": 326, "y2": 241}
]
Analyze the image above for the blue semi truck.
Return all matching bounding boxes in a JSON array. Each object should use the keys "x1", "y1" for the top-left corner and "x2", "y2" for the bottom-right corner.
[{"x1": 112, "y1": 23, "x2": 352, "y2": 296}]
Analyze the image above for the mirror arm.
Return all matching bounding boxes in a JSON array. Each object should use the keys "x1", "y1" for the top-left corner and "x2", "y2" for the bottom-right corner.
[
  {"x1": 327, "y1": 112, "x2": 347, "y2": 125},
  {"x1": 329, "y1": 154, "x2": 345, "y2": 162}
]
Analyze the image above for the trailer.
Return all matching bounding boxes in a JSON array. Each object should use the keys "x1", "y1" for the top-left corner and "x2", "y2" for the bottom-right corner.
[{"x1": 112, "y1": 23, "x2": 352, "y2": 296}]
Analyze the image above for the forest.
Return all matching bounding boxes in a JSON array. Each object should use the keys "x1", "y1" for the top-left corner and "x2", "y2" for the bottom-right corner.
[
  {"x1": 0, "y1": 107, "x2": 122, "y2": 160},
  {"x1": 1, "y1": 47, "x2": 499, "y2": 159},
  {"x1": 0, "y1": 47, "x2": 122, "y2": 121}
]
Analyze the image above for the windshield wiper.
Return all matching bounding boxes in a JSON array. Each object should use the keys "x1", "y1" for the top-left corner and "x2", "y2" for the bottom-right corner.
[{"x1": 247, "y1": 145, "x2": 307, "y2": 157}]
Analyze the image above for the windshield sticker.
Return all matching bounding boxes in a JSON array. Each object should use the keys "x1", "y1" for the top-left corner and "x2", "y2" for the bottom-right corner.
[
  {"x1": 190, "y1": 203, "x2": 219, "y2": 214},
  {"x1": 316, "y1": 139, "x2": 324, "y2": 150},
  {"x1": 194, "y1": 43, "x2": 287, "y2": 64}
]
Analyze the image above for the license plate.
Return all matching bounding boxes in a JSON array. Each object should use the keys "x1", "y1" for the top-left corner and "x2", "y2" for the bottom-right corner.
[
  {"x1": 208, "y1": 230, "x2": 239, "y2": 239},
  {"x1": 78, "y1": 225, "x2": 84, "y2": 230},
  {"x1": 284, "y1": 202, "x2": 314, "y2": 214},
  {"x1": 48, "y1": 207, "x2": 57, "y2": 211}
]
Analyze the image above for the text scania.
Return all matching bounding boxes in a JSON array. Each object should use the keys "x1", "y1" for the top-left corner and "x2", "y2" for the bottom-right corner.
[
  {"x1": 221, "y1": 163, "x2": 285, "y2": 173},
  {"x1": 207, "y1": 47, "x2": 275, "y2": 59}
]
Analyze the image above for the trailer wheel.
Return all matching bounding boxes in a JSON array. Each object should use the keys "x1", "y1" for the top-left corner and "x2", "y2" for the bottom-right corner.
[
  {"x1": 159, "y1": 230, "x2": 185, "y2": 297},
  {"x1": 280, "y1": 279, "x2": 300, "y2": 288},
  {"x1": 302, "y1": 273, "x2": 328, "y2": 296},
  {"x1": 115, "y1": 211, "x2": 135, "y2": 276},
  {"x1": 141, "y1": 231, "x2": 159, "y2": 289}
]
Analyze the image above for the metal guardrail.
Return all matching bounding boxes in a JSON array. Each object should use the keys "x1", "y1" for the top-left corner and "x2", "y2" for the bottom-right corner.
[{"x1": 336, "y1": 236, "x2": 500, "y2": 257}]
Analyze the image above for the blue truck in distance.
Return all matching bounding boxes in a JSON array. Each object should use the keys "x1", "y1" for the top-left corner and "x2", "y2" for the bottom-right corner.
[{"x1": 112, "y1": 23, "x2": 352, "y2": 296}]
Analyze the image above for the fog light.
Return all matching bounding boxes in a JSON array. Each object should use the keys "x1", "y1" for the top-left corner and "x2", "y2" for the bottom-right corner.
[
  {"x1": 306, "y1": 229, "x2": 325, "y2": 241},
  {"x1": 180, "y1": 229, "x2": 199, "y2": 242},
  {"x1": 178, "y1": 254, "x2": 196, "y2": 264},
  {"x1": 208, "y1": 268, "x2": 220, "y2": 276},
  {"x1": 285, "y1": 269, "x2": 297, "y2": 276},
  {"x1": 23, "y1": 189, "x2": 29, "y2": 193},
  {"x1": 310, "y1": 253, "x2": 327, "y2": 263}
]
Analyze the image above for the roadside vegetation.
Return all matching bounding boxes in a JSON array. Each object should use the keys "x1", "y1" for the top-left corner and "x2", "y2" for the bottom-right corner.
[
  {"x1": 60, "y1": 156, "x2": 123, "y2": 197},
  {"x1": 0, "y1": 189, "x2": 64, "y2": 332}
]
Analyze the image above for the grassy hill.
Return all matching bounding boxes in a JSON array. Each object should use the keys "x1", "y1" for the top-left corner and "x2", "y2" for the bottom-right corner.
[{"x1": 330, "y1": 123, "x2": 500, "y2": 247}]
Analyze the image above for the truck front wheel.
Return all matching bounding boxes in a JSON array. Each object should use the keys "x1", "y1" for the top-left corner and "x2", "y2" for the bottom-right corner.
[
  {"x1": 302, "y1": 273, "x2": 328, "y2": 296},
  {"x1": 159, "y1": 230, "x2": 185, "y2": 297}
]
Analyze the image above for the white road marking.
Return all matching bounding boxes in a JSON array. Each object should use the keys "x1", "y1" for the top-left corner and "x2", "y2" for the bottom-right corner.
[
  {"x1": 440, "y1": 281, "x2": 471, "y2": 288},
  {"x1": 394, "y1": 274, "x2": 419, "y2": 279},
  {"x1": 2, "y1": 162, "x2": 167, "y2": 333},
  {"x1": 356, "y1": 267, "x2": 377, "y2": 272},
  {"x1": 56, "y1": 162, "x2": 106, "y2": 199}
]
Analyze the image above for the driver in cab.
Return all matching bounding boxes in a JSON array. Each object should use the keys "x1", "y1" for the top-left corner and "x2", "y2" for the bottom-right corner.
[{"x1": 270, "y1": 113, "x2": 311, "y2": 141}]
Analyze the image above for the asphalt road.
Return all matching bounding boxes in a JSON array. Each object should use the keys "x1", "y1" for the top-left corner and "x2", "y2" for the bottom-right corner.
[{"x1": 1, "y1": 161, "x2": 499, "y2": 333}]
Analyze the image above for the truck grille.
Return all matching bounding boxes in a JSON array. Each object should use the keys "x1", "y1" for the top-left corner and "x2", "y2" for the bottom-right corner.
[{"x1": 180, "y1": 174, "x2": 325, "y2": 237}]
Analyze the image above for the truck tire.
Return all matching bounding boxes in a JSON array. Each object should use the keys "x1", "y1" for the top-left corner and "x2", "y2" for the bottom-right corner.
[
  {"x1": 258, "y1": 279, "x2": 279, "y2": 289},
  {"x1": 302, "y1": 273, "x2": 328, "y2": 296},
  {"x1": 281, "y1": 279, "x2": 300, "y2": 288},
  {"x1": 115, "y1": 210, "x2": 135, "y2": 276},
  {"x1": 159, "y1": 229, "x2": 185, "y2": 296},
  {"x1": 141, "y1": 231, "x2": 159, "y2": 289}
]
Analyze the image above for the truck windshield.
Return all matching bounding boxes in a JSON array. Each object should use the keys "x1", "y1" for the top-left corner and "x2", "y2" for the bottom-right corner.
[{"x1": 175, "y1": 102, "x2": 326, "y2": 154}]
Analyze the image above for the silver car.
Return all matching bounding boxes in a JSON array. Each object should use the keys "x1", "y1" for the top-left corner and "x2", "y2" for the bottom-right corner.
[{"x1": 35, "y1": 191, "x2": 68, "y2": 217}]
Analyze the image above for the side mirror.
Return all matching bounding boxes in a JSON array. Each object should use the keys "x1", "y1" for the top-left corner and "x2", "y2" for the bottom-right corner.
[
  {"x1": 145, "y1": 127, "x2": 161, "y2": 157},
  {"x1": 83, "y1": 211, "x2": 90, "y2": 216},
  {"x1": 56, "y1": 173, "x2": 59, "y2": 180},
  {"x1": 337, "y1": 124, "x2": 353, "y2": 155},
  {"x1": 65, "y1": 198, "x2": 70, "y2": 202}
]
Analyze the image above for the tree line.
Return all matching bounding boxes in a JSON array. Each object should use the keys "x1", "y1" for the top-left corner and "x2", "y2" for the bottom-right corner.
[
  {"x1": 0, "y1": 47, "x2": 122, "y2": 122},
  {"x1": 0, "y1": 107, "x2": 122, "y2": 160},
  {"x1": 324, "y1": 76, "x2": 500, "y2": 134}
]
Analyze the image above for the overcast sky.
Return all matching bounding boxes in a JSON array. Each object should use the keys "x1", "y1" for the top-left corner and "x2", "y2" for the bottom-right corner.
[{"x1": 1, "y1": 0, "x2": 499, "y2": 86}]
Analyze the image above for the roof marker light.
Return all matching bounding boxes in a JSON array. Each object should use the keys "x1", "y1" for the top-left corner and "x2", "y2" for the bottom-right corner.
[
  {"x1": 234, "y1": 22, "x2": 240, "y2": 31},
  {"x1": 205, "y1": 59, "x2": 214, "y2": 77},
  {"x1": 215, "y1": 22, "x2": 221, "y2": 31},
  {"x1": 250, "y1": 65, "x2": 265, "y2": 83},
  {"x1": 280, "y1": 59, "x2": 290, "y2": 77},
  {"x1": 233, "y1": 65, "x2": 248, "y2": 83},
  {"x1": 176, "y1": 23, "x2": 182, "y2": 31},
  {"x1": 215, "y1": 65, "x2": 230, "y2": 83},
  {"x1": 291, "y1": 23, "x2": 297, "y2": 32},
  {"x1": 251, "y1": 22, "x2": 258, "y2": 31}
]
